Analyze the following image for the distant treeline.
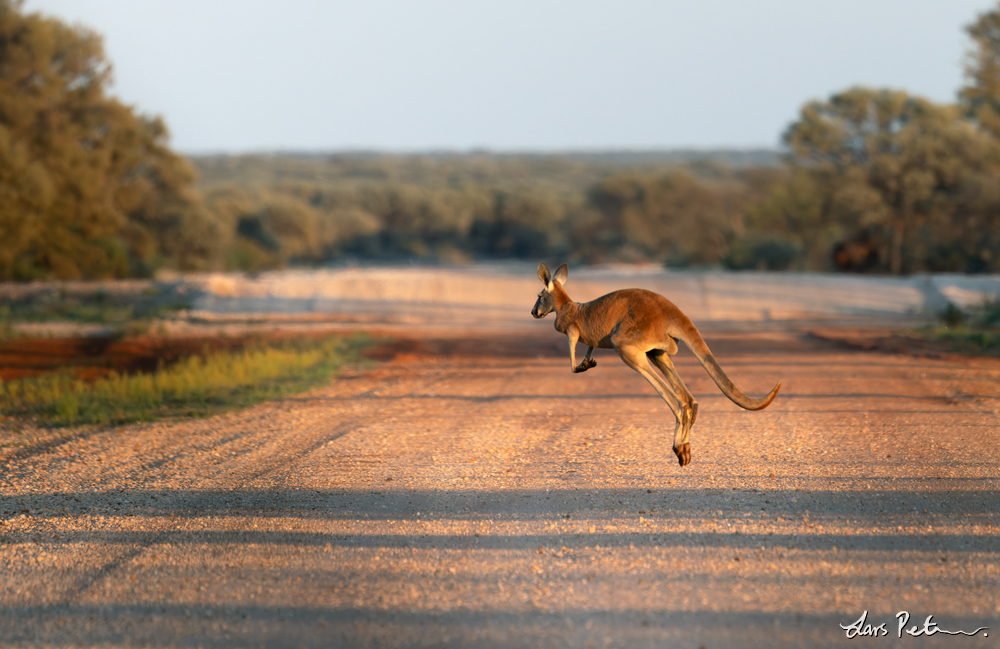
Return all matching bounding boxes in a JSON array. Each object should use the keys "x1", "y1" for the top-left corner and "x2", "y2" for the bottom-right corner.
[
  {"x1": 190, "y1": 153, "x2": 789, "y2": 271},
  {"x1": 4, "y1": 0, "x2": 1000, "y2": 280}
]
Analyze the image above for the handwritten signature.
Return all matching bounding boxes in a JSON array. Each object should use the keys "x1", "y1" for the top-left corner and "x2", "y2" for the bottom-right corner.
[{"x1": 840, "y1": 611, "x2": 989, "y2": 639}]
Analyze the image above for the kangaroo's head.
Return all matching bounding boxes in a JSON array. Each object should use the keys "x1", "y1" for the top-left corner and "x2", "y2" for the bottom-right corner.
[{"x1": 531, "y1": 262, "x2": 568, "y2": 318}]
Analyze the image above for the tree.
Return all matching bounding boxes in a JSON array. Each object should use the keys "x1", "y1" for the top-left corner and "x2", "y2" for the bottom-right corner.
[
  {"x1": 0, "y1": 0, "x2": 219, "y2": 279},
  {"x1": 784, "y1": 87, "x2": 1000, "y2": 274},
  {"x1": 579, "y1": 171, "x2": 744, "y2": 266},
  {"x1": 961, "y1": 2, "x2": 1000, "y2": 137},
  {"x1": 740, "y1": 169, "x2": 821, "y2": 270}
]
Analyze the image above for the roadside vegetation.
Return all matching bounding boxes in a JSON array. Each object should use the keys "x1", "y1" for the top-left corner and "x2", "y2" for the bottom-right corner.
[
  {"x1": 5, "y1": 0, "x2": 1000, "y2": 279},
  {"x1": 0, "y1": 282, "x2": 194, "y2": 341},
  {"x1": 0, "y1": 334, "x2": 370, "y2": 426},
  {"x1": 921, "y1": 298, "x2": 1000, "y2": 354},
  {"x1": 0, "y1": 289, "x2": 189, "y2": 324}
]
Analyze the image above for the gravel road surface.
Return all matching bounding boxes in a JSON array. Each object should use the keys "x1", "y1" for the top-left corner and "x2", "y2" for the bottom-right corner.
[{"x1": 1, "y1": 323, "x2": 998, "y2": 648}]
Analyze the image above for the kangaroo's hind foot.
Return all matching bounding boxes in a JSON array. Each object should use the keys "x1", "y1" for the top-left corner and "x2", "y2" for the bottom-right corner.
[{"x1": 673, "y1": 443, "x2": 691, "y2": 467}]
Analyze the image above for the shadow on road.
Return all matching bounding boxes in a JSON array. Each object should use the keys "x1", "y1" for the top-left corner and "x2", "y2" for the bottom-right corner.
[{"x1": 3, "y1": 486, "x2": 996, "y2": 555}]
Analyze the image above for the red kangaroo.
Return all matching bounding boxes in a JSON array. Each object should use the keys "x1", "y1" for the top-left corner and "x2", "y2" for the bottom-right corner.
[{"x1": 531, "y1": 263, "x2": 780, "y2": 466}]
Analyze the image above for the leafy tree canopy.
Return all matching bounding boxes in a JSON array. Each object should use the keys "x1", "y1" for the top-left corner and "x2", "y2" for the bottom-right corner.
[
  {"x1": 784, "y1": 86, "x2": 1000, "y2": 274},
  {"x1": 962, "y1": 3, "x2": 1000, "y2": 137},
  {"x1": 0, "y1": 0, "x2": 220, "y2": 280}
]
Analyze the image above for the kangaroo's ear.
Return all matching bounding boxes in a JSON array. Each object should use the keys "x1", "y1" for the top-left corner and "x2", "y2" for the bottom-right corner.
[
  {"x1": 537, "y1": 263, "x2": 551, "y2": 285},
  {"x1": 553, "y1": 263, "x2": 568, "y2": 285}
]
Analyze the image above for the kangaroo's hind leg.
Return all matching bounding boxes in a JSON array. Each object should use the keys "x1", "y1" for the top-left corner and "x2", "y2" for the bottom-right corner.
[
  {"x1": 614, "y1": 344, "x2": 690, "y2": 466},
  {"x1": 648, "y1": 350, "x2": 698, "y2": 462}
]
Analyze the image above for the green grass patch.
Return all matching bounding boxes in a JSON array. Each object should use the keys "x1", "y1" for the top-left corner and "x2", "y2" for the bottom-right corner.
[
  {"x1": 0, "y1": 334, "x2": 372, "y2": 426},
  {"x1": 918, "y1": 296, "x2": 1000, "y2": 355},
  {"x1": 919, "y1": 324, "x2": 1000, "y2": 354}
]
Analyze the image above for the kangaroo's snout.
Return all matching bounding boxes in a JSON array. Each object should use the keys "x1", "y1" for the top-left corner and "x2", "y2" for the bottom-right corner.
[{"x1": 532, "y1": 293, "x2": 553, "y2": 319}]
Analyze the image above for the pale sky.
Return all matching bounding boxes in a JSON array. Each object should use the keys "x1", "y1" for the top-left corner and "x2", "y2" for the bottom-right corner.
[{"x1": 24, "y1": 0, "x2": 1000, "y2": 153}]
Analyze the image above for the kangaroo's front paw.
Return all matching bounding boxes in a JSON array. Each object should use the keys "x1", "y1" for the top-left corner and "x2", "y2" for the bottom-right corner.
[
  {"x1": 673, "y1": 443, "x2": 691, "y2": 467},
  {"x1": 573, "y1": 358, "x2": 596, "y2": 373}
]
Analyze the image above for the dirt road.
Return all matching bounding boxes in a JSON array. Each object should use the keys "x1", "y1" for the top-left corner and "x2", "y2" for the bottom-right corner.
[{"x1": 1, "y1": 324, "x2": 998, "y2": 648}]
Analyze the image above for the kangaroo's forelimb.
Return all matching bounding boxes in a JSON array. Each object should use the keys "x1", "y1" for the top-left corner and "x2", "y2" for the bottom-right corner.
[{"x1": 567, "y1": 326, "x2": 596, "y2": 373}]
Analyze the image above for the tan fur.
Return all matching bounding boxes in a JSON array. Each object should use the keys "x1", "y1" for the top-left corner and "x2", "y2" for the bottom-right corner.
[{"x1": 532, "y1": 263, "x2": 780, "y2": 467}]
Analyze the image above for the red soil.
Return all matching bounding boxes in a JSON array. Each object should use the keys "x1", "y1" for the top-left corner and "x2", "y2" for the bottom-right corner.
[{"x1": 0, "y1": 336, "x2": 254, "y2": 381}]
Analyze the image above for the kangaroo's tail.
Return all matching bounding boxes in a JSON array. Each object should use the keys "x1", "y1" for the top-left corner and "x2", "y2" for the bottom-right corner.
[{"x1": 673, "y1": 323, "x2": 780, "y2": 411}]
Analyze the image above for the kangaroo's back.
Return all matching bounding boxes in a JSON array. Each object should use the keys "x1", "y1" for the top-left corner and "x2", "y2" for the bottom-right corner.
[{"x1": 569, "y1": 288, "x2": 685, "y2": 349}]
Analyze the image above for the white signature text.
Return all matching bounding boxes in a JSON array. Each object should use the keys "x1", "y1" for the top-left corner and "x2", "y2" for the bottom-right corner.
[{"x1": 840, "y1": 611, "x2": 988, "y2": 639}]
